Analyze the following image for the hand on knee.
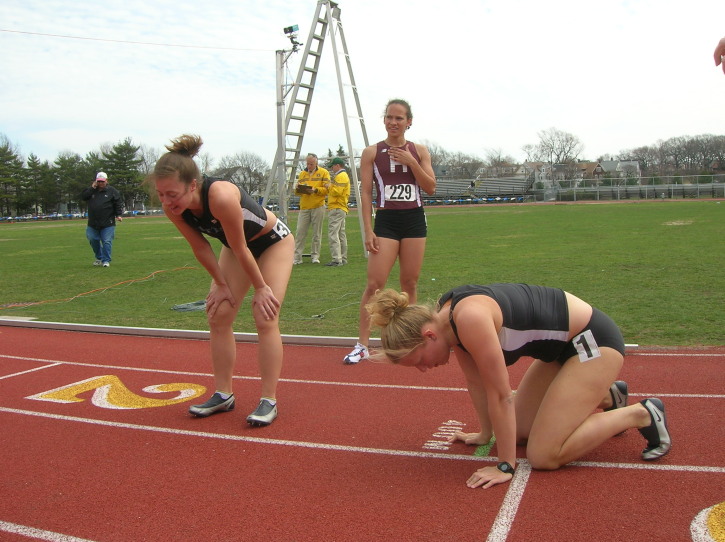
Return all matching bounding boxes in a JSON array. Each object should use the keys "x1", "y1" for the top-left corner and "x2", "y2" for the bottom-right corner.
[{"x1": 207, "y1": 302, "x2": 237, "y2": 330}]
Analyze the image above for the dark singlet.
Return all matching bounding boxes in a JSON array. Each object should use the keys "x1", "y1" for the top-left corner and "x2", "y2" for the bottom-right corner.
[
  {"x1": 181, "y1": 176, "x2": 267, "y2": 248},
  {"x1": 438, "y1": 284, "x2": 570, "y2": 366}
]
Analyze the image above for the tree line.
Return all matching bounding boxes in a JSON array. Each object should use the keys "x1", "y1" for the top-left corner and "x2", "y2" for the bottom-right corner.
[{"x1": 2, "y1": 129, "x2": 723, "y2": 218}]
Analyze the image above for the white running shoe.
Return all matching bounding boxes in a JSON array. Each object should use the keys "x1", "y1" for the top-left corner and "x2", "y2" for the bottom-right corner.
[
  {"x1": 638, "y1": 398, "x2": 671, "y2": 460},
  {"x1": 604, "y1": 381, "x2": 628, "y2": 411},
  {"x1": 189, "y1": 392, "x2": 235, "y2": 417},
  {"x1": 246, "y1": 398, "x2": 278, "y2": 427},
  {"x1": 343, "y1": 343, "x2": 369, "y2": 365}
]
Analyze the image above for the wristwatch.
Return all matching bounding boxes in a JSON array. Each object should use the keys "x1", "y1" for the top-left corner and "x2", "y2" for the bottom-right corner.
[{"x1": 497, "y1": 462, "x2": 516, "y2": 475}]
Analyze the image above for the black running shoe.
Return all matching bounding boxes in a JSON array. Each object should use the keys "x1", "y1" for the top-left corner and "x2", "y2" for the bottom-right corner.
[
  {"x1": 638, "y1": 398, "x2": 671, "y2": 460},
  {"x1": 189, "y1": 392, "x2": 235, "y2": 417},
  {"x1": 246, "y1": 399, "x2": 278, "y2": 427},
  {"x1": 604, "y1": 381, "x2": 628, "y2": 411}
]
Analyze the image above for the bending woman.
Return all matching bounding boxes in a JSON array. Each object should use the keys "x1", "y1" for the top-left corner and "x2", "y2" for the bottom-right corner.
[
  {"x1": 150, "y1": 134, "x2": 294, "y2": 426},
  {"x1": 367, "y1": 283, "x2": 671, "y2": 488}
]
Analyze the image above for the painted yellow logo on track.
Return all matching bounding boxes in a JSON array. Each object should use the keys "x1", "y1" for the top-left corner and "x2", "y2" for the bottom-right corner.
[{"x1": 26, "y1": 375, "x2": 206, "y2": 409}]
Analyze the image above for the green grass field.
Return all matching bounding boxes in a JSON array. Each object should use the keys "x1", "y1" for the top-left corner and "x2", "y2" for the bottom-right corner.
[{"x1": 1, "y1": 200, "x2": 722, "y2": 346}]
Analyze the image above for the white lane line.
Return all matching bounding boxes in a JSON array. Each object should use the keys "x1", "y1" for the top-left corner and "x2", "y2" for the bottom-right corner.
[
  {"x1": 629, "y1": 353, "x2": 724, "y2": 357},
  {"x1": 0, "y1": 520, "x2": 96, "y2": 542},
  {"x1": 569, "y1": 460, "x2": 725, "y2": 473},
  {"x1": 0, "y1": 362, "x2": 63, "y2": 380},
  {"x1": 1, "y1": 407, "x2": 724, "y2": 474},
  {"x1": 486, "y1": 462, "x2": 532, "y2": 542},
  {"x1": 0, "y1": 406, "x2": 486, "y2": 462},
  {"x1": 2, "y1": 354, "x2": 724, "y2": 398},
  {"x1": 0, "y1": 354, "x2": 468, "y2": 392}
]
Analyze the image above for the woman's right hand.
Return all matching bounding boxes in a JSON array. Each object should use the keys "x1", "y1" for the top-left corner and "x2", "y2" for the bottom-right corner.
[
  {"x1": 206, "y1": 283, "x2": 236, "y2": 318},
  {"x1": 448, "y1": 431, "x2": 494, "y2": 446},
  {"x1": 364, "y1": 231, "x2": 379, "y2": 254}
]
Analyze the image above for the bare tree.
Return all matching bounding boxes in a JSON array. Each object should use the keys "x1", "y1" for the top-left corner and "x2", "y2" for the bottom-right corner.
[
  {"x1": 521, "y1": 143, "x2": 543, "y2": 162},
  {"x1": 536, "y1": 127, "x2": 584, "y2": 164},
  {"x1": 214, "y1": 151, "x2": 269, "y2": 196},
  {"x1": 137, "y1": 144, "x2": 161, "y2": 176},
  {"x1": 419, "y1": 139, "x2": 449, "y2": 174},
  {"x1": 198, "y1": 152, "x2": 215, "y2": 176},
  {"x1": 485, "y1": 148, "x2": 515, "y2": 167}
]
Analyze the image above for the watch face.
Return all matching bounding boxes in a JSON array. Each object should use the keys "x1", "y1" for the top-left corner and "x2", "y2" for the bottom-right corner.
[{"x1": 498, "y1": 462, "x2": 514, "y2": 474}]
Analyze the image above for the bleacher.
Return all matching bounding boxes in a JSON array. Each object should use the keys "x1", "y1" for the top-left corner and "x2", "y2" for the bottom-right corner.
[{"x1": 424, "y1": 176, "x2": 534, "y2": 205}]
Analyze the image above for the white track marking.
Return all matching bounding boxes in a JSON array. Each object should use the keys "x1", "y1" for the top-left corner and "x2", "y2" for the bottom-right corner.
[
  {"x1": 2, "y1": 354, "x2": 724, "y2": 398},
  {"x1": 0, "y1": 406, "x2": 486, "y2": 461},
  {"x1": 486, "y1": 462, "x2": 532, "y2": 542},
  {"x1": 690, "y1": 506, "x2": 717, "y2": 542},
  {"x1": 0, "y1": 354, "x2": 468, "y2": 391},
  {"x1": 1, "y1": 406, "x2": 724, "y2": 474},
  {"x1": 0, "y1": 361, "x2": 62, "y2": 380},
  {"x1": 0, "y1": 520, "x2": 96, "y2": 542}
]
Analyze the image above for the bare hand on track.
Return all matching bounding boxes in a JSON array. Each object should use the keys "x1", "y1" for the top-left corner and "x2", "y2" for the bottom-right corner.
[
  {"x1": 466, "y1": 466, "x2": 513, "y2": 489},
  {"x1": 448, "y1": 430, "x2": 493, "y2": 446}
]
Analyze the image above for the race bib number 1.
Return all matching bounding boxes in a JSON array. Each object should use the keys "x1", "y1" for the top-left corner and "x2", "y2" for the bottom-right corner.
[
  {"x1": 384, "y1": 184, "x2": 415, "y2": 202},
  {"x1": 573, "y1": 329, "x2": 601, "y2": 362}
]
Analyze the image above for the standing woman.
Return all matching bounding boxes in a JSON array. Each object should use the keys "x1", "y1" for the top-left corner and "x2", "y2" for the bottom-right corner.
[
  {"x1": 367, "y1": 284, "x2": 671, "y2": 488},
  {"x1": 343, "y1": 98, "x2": 436, "y2": 364},
  {"x1": 150, "y1": 134, "x2": 294, "y2": 426}
]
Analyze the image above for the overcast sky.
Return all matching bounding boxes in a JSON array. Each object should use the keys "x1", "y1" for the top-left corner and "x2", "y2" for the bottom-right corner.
[{"x1": 2, "y1": 0, "x2": 724, "y2": 169}]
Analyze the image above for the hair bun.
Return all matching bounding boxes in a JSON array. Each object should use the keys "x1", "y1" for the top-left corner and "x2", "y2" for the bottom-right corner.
[{"x1": 166, "y1": 134, "x2": 203, "y2": 158}]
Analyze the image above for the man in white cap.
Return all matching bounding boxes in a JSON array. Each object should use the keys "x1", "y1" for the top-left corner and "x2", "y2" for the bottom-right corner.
[{"x1": 80, "y1": 172, "x2": 124, "y2": 267}]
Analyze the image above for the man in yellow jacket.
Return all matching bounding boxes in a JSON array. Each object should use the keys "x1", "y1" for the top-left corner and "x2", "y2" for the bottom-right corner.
[
  {"x1": 324, "y1": 157, "x2": 350, "y2": 266},
  {"x1": 293, "y1": 153, "x2": 330, "y2": 264}
]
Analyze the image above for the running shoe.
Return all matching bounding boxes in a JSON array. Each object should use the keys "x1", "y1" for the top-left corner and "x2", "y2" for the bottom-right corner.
[
  {"x1": 638, "y1": 398, "x2": 671, "y2": 460},
  {"x1": 93, "y1": 259, "x2": 102, "y2": 266},
  {"x1": 604, "y1": 381, "x2": 628, "y2": 411},
  {"x1": 189, "y1": 392, "x2": 235, "y2": 417},
  {"x1": 343, "y1": 342, "x2": 369, "y2": 365},
  {"x1": 246, "y1": 398, "x2": 278, "y2": 426}
]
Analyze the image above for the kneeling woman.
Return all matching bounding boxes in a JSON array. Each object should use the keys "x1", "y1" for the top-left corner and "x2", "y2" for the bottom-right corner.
[
  {"x1": 150, "y1": 134, "x2": 294, "y2": 426},
  {"x1": 367, "y1": 283, "x2": 671, "y2": 488}
]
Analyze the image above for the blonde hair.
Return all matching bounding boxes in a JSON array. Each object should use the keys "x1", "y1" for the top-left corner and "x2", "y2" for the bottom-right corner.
[{"x1": 366, "y1": 289, "x2": 435, "y2": 362}]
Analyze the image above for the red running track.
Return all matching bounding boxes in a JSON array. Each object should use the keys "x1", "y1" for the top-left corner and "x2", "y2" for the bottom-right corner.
[{"x1": 0, "y1": 324, "x2": 723, "y2": 542}]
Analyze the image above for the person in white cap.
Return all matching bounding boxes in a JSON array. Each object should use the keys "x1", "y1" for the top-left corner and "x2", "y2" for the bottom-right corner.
[{"x1": 80, "y1": 172, "x2": 124, "y2": 267}]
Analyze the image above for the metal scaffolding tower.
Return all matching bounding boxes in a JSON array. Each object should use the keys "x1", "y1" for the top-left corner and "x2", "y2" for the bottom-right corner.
[{"x1": 263, "y1": 0, "x2": 369, "y2": 243}]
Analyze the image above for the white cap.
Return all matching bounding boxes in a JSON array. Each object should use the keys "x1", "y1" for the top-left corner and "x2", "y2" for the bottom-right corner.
[{"x1": 96, "y1": 172, "x2": 108, "y2": 180}]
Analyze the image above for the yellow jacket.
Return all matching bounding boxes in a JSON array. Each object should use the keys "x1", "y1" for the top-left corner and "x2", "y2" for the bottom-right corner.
[
  {"x1": 327, "y1": 169, "x2": 350, "y2": 212},
  {"x1": 295, "y1": 167, "x2": 330, "y2": 210}
]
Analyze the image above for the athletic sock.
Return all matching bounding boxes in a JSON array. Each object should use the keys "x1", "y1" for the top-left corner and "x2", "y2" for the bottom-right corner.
[
  {"x1": 261, "y1": 397, "x2": 277, "y2": 406},
  {"x1": 217, "y1": 391, "x2": 233, "y2": 400}
]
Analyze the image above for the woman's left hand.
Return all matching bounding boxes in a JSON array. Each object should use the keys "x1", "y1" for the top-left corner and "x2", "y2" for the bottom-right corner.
[
  {"x1": 466, "y1": 465, "x2": 513, "y2": 489},
  {"x1": 252, "y1": 285, "x2": 281, "y2": 320},
  {"x1": 448, "y1": 431, "x2": 493, "y2": 446}
]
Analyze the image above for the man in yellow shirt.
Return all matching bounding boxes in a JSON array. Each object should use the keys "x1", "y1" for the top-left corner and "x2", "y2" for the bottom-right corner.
[
  {"x1": 324, "y1": 157, "x2": 350, "y2": 266},
  {"x1": 293, "y1": 153, "x2": 330, "y2": 264}
]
